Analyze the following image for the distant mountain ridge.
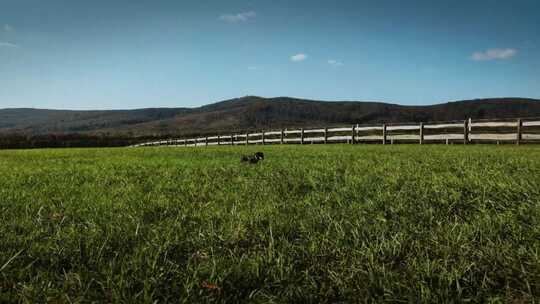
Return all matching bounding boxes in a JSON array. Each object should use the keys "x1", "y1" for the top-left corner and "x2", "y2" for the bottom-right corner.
[{"x1": 1, "y1": 96, "x2": 540, "y2": 137}]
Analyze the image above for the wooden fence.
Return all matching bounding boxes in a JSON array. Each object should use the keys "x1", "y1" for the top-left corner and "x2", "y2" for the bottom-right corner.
[{"x1": 132, "y1": 117, "x2": 540, "y2": 147}]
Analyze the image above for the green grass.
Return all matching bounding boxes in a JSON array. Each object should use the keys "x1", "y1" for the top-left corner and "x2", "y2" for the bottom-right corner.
[{"x1": 1, "y1": 145, "x2": 540, "y2": 303}]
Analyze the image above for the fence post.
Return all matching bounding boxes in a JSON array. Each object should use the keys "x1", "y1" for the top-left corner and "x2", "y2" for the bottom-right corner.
[
  {"x1": 351, "y1": 125, "x2": 356, "y2": 144},
  {"x1": 324, "y1": 127, "x2": 328, "y2": 144},
  {"x1": 262, "y1": 131, "x2": 265, "y2": 145},
  {"x1": 301, "y1": 128, "x2": 304, "y2": 145},
  {"x1": 280, "y1": 129, "x2": 284, "y2": 144},
  {"x1": 217, "y1": 135, "x2": 221, "y2": 146},
  {"x1": 184, "y1": 139, "x2": 187, "y2": 147},
  {"x1": 419, "y1": 122, "x2": 424, "y2": 145},
  {"x1": 382, "y1": 124, "x2": 387, "y2": 145},
  {"x1": 464, "y1": 119, "x2": 469, "y2": 144},
  {"x1": 245, "y1": 133, "x2": 249, "y2": 145},
  {"x1": 205, "y1": 136, "x2": 208, "y2": 147},
  {"x1": 517, "y1": 118, "x2": 522, "y2": 145}
]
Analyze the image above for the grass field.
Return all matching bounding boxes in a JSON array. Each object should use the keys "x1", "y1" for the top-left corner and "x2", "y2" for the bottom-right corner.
[{"x1": 1, "y1": 145, "x2": 540, "y2": 303}]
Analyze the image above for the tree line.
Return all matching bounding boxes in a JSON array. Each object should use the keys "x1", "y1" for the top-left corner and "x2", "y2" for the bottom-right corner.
[{"x1": 0, "y1": 133, "x2": 173, "y2": 149}]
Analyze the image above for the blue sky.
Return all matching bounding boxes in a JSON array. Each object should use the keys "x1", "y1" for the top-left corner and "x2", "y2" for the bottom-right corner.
[{"x1": 1, "y1": 0, "x2": 539, "y2": 109}]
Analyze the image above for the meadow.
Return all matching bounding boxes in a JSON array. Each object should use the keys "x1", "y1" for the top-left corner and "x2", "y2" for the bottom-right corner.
[{"x1": 0, "y1": 145, "x2": 539, "y2": 303}]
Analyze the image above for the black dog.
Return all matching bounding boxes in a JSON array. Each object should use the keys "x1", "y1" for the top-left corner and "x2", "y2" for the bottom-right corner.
[{"x1": 241, "y1": 152, "x2": 264, "y2": 164}]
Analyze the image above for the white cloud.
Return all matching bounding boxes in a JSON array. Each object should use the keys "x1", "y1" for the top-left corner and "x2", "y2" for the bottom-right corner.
[
  {"x1": 0, "y1": 42, "x2": 19, "y2": 48},
  {"x1": 290, "y1": 53, "x2": 307, "y2": 62},
  {"x1": 219, "y1": 11, "x2": 256, "y2": 23},
  {"x1": 3, "y1": 24, "x2": 13, "y2": 32},
  {"x1": 328, "y1": 59, "x2": 344, "y2": 67},
  {"x1": 471, "y1": 48, "x2": 517, "y2": 61}
]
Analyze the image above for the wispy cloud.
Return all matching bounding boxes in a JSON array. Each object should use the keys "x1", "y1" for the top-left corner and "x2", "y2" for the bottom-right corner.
[
  {"x1": 328, "y1": 59, "x2": 344, "y2": 67},
  {"x1": 247, "y1": 66, "x2": 263, "y2": 71},
  {"x1": 0, "y1": 42, "x2": 19, "y2": 48},
  {"x1": 3, "y1": 24, "x2": 13, "y2": 32},
  {"x1": 219, "y1": 11, "x2": 256, "y2": 23},
  {"x1": 471, "y1": 48, "x2": 517, "y2": 61},
  {"x1": 290, "y1": 53, "x2": 308, "y2": 62}
]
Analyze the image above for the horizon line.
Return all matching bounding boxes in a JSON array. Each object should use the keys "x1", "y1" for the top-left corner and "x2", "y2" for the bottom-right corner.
[{"x1": 1, "y1": 95, "x2": 539, "y2": 112}]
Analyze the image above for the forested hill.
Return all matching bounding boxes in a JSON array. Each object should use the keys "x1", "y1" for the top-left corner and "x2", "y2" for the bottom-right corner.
[{"x1": 1, "y1": 97, "x2": 540, "y2": 137}]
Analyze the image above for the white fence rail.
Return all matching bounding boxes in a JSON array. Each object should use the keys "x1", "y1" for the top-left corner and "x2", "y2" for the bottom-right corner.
[{"x1": 132, "y1": 118, "x2": 540, "y2": 147}]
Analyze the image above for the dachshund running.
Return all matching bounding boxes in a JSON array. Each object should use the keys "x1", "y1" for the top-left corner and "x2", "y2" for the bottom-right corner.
[{"x1": 241, "y1": 152, "x2": 265, "y2": 164}]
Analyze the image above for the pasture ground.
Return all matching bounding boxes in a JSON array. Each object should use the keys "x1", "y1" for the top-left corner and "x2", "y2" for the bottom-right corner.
[{"x1": 1, "y1": 145, "x2": 539, "y2": 303}]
